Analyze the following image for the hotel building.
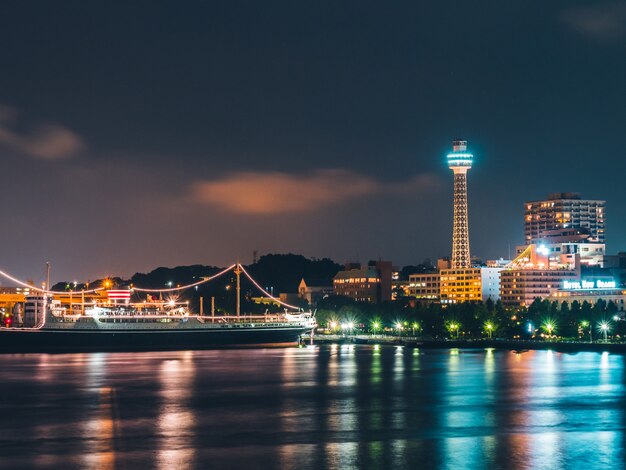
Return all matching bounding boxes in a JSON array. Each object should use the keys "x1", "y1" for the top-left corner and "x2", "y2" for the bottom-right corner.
[
  {"x1": 524, "y1": 193, "x2": 605, "y2": 244},
  {"x1": 548, "y1": 278, "x2": 626, "y2": 312},
  {"x1": 500, "y1": 269, "x2": 579, "y2": 307},
  {"x1": 500, "y1": 244, "x2": 579, "y2": 307}
]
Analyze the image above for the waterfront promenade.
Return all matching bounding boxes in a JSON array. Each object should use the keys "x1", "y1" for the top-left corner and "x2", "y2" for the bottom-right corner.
[{"x1": 308, "y1": 334, "x2": 626, "y2": 354}]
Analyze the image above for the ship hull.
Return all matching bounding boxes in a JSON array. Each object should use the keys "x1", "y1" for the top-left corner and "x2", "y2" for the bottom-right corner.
[{"x1": 0, "y1": 326, "x2": 313, "y2": 353}]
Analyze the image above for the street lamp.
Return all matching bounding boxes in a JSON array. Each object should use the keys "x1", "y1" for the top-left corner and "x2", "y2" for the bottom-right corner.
[
  {"x1": 341, "y1": 321, "x2": 355, "y2": 335},
  {"x1": 485, "y1": 322, "x2": 494, "y2": 339},
  {"x1": 412, "y1": 322, "x2": 420, "y2": 336},
  {"x1": 542, "y1": 320, "x2": 555, "y2": 338},
  {"x1": 598, "y1": 321, "x2": 611, "y2": 342},
  {"x1": 449, "y1": 322, "x2": 460, "y2": 339},
  {"x1": 395, "y1": 322, "x2": 404, "y2": 336},
  {"x1": 371, "y1": 321, "x2": 380, "y2": 336},
  {"x1": 581, "y1": 320, "x2": 592, "y2": 342}
]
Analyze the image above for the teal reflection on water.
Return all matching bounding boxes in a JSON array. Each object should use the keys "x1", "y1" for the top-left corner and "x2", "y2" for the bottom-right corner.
[{"x1": 0, "y1": 347, "x2": 624, "y2": 469}]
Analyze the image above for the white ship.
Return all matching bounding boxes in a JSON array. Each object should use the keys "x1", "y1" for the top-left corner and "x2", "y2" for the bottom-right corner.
[{"x1": 1, "y1": 293, "x2": 316, "y2": 352}]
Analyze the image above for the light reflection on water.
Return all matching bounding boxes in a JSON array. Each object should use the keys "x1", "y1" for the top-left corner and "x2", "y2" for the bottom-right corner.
[
  {"x1": 157, "y1": 352, "x2": 196, "y2": 470},
  {"x1": 0, "y1": 346, "x2": 625, "y2": 469}
]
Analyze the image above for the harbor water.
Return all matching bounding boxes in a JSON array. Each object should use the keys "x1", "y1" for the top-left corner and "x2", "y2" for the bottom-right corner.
[{"x1": 0, "y1": 345, "x2": 625, "y2": 469}]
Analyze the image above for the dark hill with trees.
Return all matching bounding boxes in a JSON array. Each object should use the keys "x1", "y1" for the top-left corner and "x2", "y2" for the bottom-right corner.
[
  {"x1": 51, "y1": 254, "x2": 342, "y2": 314},
  {"x1": 245, "y1": 254, "x2": 341, "y2": 293}
]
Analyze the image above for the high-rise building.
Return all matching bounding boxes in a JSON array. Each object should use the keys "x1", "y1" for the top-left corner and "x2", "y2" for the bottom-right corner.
[
  {"x1": 521, "y1": 193, "x2": 606, "y2": 268},
  {"x1": 524, "y1": 193, "x2": 605, "y2": 244},
  {"x1": 447, "y1": 140, "x2": 473, "y2": 268}
]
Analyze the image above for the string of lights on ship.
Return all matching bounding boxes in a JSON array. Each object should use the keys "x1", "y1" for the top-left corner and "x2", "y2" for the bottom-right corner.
[{"x1": 0, "y1": 263, "x2": 301, "y2": 310}]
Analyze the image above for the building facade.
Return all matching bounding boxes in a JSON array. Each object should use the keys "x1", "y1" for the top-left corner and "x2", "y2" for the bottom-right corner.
[
  {"x1": 333, "y1": 261, "x2": 393, "y2": 303},
  {"x1": 583, "y1": 252, "x2": 626, "y2": 287},
  {"x1": 500, "y1": 269, "x2": 579, "y2": 307},
  {"x1": 297, "y1": 279, "x2": 333, "y2": 306},
  {"x1": 524, "y1": 193, "x2": 605, "y2": 244},
  {"x1": 440, "y1": 268, "x2": 482, "y2": 303},
  {"x1": 481, "y1": 267, "x2": 503, "y2": 301},
  {"x1": 516, "y1": 241, "x2": 605, "y2": 268},
  {"x1": 500, "y1": 244, "x2": 580, "y2": 307},
  {"x1": 408, "y1": 273, "x2": 440, "y2": 300},
  {"x1": 548, "y1": 281, "x2": 626, "y2": 312}
]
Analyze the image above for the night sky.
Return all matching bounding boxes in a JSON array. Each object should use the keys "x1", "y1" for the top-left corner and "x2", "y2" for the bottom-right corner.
[{"x1": 1, "y1": 1, "x2": 625, "y2": 283}]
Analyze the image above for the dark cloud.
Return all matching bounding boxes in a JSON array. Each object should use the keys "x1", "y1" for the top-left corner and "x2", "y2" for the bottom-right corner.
[
  {"x1": 0, "y1": 105, "x2": 83, "y2": 160},
  {"x1": 561, "y1": 2, "x2": 626, "y2": 43}
]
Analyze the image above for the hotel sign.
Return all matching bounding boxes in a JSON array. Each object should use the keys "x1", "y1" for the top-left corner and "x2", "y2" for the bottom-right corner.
[{"x1": 563, "y1": 280, "x2": 617, "y2": 290}]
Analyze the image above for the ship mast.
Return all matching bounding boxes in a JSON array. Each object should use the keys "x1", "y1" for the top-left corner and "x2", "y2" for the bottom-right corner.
[{"x1": 234, "y1": 264, "x2": 242, "y2": 319}]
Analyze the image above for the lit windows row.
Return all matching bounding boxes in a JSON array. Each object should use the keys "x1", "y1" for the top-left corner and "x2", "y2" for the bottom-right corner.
[{"x1": 334, "y1": 278, "x2": 380, "y2": 284}]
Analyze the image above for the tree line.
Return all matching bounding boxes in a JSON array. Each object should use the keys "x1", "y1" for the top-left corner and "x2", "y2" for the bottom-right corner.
[{"x1": 314, "y1": 295, "x2": 626, "y2": 340}]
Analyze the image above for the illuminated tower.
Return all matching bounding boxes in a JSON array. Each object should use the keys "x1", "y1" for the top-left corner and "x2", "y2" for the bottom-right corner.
[{"x1": 447, "y1": 140, "x2": 474, "y2": 269}]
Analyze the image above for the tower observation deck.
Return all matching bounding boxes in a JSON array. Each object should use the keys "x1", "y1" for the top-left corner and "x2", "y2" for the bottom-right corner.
[{"x1": 447, "y1": 140, "x2": 474, "y2": 269}]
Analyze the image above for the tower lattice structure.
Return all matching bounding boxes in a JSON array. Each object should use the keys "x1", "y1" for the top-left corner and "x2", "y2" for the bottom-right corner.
[{"x1": 447, "y1": 140, "x2": 474, "y2": 269}]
